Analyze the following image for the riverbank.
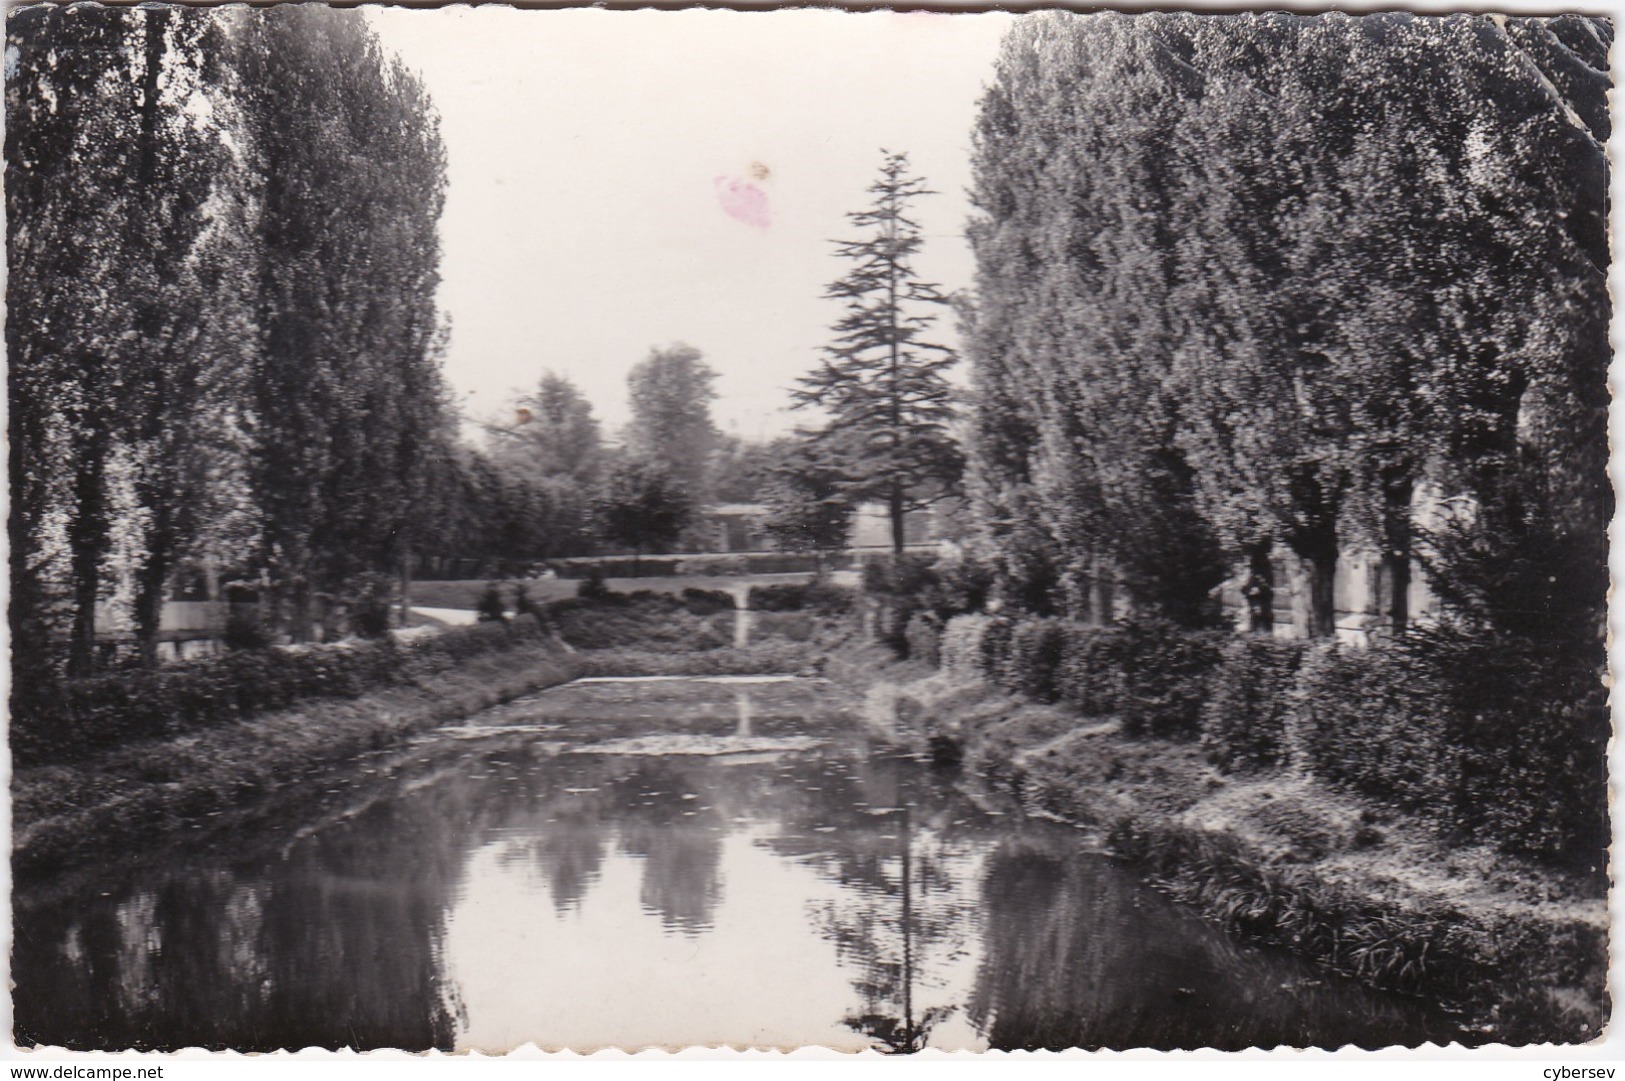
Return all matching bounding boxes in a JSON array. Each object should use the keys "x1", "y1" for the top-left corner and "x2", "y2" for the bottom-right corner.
[
  {"x1": 12, "y1": 637, "x2": 816, "y2": 873},
  {"x1": 837, "y1": 644, "x2": 1609, "y2": 1046}
]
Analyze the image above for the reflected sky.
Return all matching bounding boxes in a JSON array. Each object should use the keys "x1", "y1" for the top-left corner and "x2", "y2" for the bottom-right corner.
[{"x1": 13, "y1": 678, "x2": 1473, "y2": 1053}]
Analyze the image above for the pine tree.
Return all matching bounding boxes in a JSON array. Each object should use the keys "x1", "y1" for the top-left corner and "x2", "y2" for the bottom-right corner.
[{"x1": 795, "y1": 151, "x2": 962, "y2": 557}]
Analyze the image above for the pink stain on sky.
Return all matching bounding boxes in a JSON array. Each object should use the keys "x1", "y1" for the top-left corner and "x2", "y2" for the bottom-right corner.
[{"x1": 714, "y1": 177, "x2": 771, "y2": 230}]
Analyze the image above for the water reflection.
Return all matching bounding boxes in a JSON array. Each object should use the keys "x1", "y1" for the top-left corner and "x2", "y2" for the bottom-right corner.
[{"x1": 13, "y1": 678, "x2": 1472, "y2": 1052}]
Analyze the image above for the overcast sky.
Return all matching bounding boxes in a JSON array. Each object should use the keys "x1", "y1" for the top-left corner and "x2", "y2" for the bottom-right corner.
[{"x1": 367, "y1": 7, "x2": 1014, "y2": 443}]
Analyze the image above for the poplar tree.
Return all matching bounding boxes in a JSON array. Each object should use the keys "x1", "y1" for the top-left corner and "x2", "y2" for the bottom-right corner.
[{"x1": 795, "y1": 151, "x2": 961, "y2": 557}]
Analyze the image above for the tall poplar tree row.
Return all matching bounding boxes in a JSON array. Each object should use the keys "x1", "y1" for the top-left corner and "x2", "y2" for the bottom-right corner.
[
  {"x1": 7, "y1": 4, "x2": 455, "y2": 687},
  {"x1": 966, "y1": 12, "x2": 1610, "y2": 644},
  {"x1": 230, "y1": 6, "x2": 449, "y2": 638}
]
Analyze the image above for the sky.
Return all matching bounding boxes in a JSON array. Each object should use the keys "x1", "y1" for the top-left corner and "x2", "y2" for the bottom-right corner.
[{"x1": 367, "y1": 7, "x2": 1015, "y2": 443}]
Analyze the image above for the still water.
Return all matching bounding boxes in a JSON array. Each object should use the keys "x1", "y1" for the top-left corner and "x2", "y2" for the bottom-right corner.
[{"x1": 14, "y1": 676, "x2": 1471, "y2": 1052}]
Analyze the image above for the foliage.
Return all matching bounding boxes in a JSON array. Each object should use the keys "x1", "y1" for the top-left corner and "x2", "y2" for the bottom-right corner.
[
  {"x1": 624, "y1": 343, "x2": 722, "y2": 501},
  {"x1": 11, "y1": 616, "x2": 549, "y2": 767},
  {"x1": 965, "y1": 13, "x2": 1608, "y2": 640},
  {"x1": 493, "y1": 371, "x2": 604, "y2": 485},
  {"x1": 1053, "y1": 624, "x2": 1127, "y2": 718},
  {"x1": 476, "y1": 582, "x2": 507, "y2": 623},
  {"x1": 577, "y1": 566, "x2": 611, "y2": 600},
  {"x1": 902, "y1": 612, "x2": 944, "y2": 668},
  {"x1": 593, "y1": 459, "x2": 694, "y2": 559},
  {"x1": 757, "y1": 436, "x2": 855, "y2": 564},
  {"x1": 345, "y1": 572, "x2": 397, "y2": 639},
  {"x1": 1291, "y1": 633, "x2": 1608, "y2": 863},
  {"x1": 1198, "y1": 637, "x2": 1309, "y2": 773},
  {"x1": 794, "y1": 151, "x2": 963, "y2": 553},
  {"x1": 547, "y1": 595, "x2": 730, "y2": 652}
]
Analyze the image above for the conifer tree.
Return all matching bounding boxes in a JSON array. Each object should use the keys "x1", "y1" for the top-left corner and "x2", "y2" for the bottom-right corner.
[{"x1": 795, "y1": 151, "x2": 961, "y2": 557}]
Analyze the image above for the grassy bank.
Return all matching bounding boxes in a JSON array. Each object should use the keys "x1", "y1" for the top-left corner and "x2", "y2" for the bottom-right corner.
[
  {"x1": 844, "y1": 648, "x2": 1608, "y2": 1046},
  {"x1": 13, "y1": 636, "x2": 817, "y2": 873}
]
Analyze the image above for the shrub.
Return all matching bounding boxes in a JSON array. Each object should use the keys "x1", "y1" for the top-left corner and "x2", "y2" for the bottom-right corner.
[
  {"x1": 801, "y1": 580, "x2": 855, "y2": 614},
  {"x1": 1284, "y1": 630, "x2": 1608, "y2": 862},
  {"x1": 748, "y1": 583, "x2": 808, "y2": 612},
  {"x1": 548, "y1": 595, "x2": 729, "y2": 652},
  {"x1": 1055, "y1": 623, "x2": 1125, "y2": 717},
  {"x1": 476, "y1": 581, "x2": 507, "y2": 622},
  {"x1": 998, "y1": 618, "x2": 1067, "y2": 703},
  {"x1": 345, "y1": 572, "x2": 396, "y2": 639},
  {"x1": 680, "y1": 587, "x2": 735, "y2": 614},
  {"x1": 576, "y1": 566, "x2": 612, "y2": 600},
  {"x1": 903, "y1": 611, "x2": 944, "y2": 666},
  {"x1": 223, "y1": 606, "x2": 272, "y2": 651},
  {"x1": 11, "y1": 616, "x2": 550, "y2": 767},
  {"x1": 1199, "y1": 637, "x2": 1310, "y2": 772},
  {"x1": 979, "y1": 616, "x2": 1015, "y2": 682},
  {"x1": 1113, "y1": 620, "x2": 1226, "y2": 739},
  {"x1": 939, "y1": 615, "x2": 994, "y2": 679},
  {"x1": 1291, "y1": 639, "x2": 1460, "y2": 829}
]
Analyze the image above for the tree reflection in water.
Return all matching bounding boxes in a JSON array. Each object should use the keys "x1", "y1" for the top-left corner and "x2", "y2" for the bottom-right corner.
[{"x1": 767, "y1": 749, "x2": 981, "y2": 1053}]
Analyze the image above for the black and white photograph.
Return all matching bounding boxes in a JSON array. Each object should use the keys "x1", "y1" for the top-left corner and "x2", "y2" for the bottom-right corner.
[{"x1": 4, "y1": 2, "x2": 1614, "y2": 1058}]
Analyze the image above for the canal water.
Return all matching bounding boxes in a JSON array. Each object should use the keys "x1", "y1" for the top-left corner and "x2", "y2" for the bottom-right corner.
[{"x1": 13, "y1": 676, "x2": 1473, "y2": 1052}]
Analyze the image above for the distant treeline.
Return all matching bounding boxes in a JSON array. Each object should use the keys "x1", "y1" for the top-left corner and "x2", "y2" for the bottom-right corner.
[{"x1": 964, "y1": 12, "x2": 1609, "y2": 649}]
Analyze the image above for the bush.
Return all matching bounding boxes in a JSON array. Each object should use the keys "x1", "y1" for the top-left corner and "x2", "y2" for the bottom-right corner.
[
  {"x1": 801, "y1": 579, "x2": 856, "y2": 614},
  {"x1": 748, "y1": 583, "x2": 808, "y2": 612},
  {"x1": 998, "y1": 618, "x2": 1067, "y2": 703},
  {"x1": 476, "y1": 581, "x2": 507, "y2": 622},
  {"x1": 903, "y1": 611, "x2": 944, "y2": 666},
  {"x1": 1199, "y1": 637, "x2": 1310, "y2": 773},
  {"x1": 680, "y1": 587, "x2": 735, "y2": 614},
  {"x1": 11, "y1": 616, "x2": 550, "y2": 767},
  {"x1": 547, "y1": 595, "x2": 729, "y2": 652},
  {"x1": 345, "y1": 572, "x2": 396, "y2": 638},
  {"x1": 1055, "y1": 623, "x2": 1125, "y2": 717},
  {"x1": 1113, "y1": 620, "x2": 1226, "y2": 739},
  {"x1": 1291, "y1": 631, "x2": 1608, "y2": 866},
  {"x1": 1292, "y1": 639, "x2": 1461, "y2": 830},
  {"x1": 939, "y1": 615, "x2": 994, "y2": 679},
  {"x1": 576, "y1": 567, "x2": 612, "y2": 600},
  {"x1": 223, "y1": 606, "x2": 272, "y2": 651}
]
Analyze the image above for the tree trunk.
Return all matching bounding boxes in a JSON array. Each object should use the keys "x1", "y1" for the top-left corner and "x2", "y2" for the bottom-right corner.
[
  {"x1": 1245, "y1": 542, "x2": 1275, "y2": 635},
  {"x1": 66, "y1": 424, "x2": 111, "y2": 677},
  {"x1": 398, "y1": 543, "x2": 414, "y2": 629},
  {"x1": 1306, "y1": 542, "x2": 1338, "y2": 639},
  {"x1": 133, "y1": 502, "x2": 175, "y2": 669},
  {"x1": 889, "y1": 487, "x2": 906, "y2": 558},
  {"x1": 1381, "y1": 470, "x2": 1413, "y2": 635}
]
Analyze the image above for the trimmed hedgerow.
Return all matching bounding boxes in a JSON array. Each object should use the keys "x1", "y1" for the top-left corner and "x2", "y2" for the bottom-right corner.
[
  {"x1": 1055, "y1": 623, "x2": 1126, "y2": 717},
  {"x1": 12, "y1": 616, "x2": 550, "y2": 768},
  {"x1": 1290, "y1": 631, "x2": 1608, "y2": 866},
  {"x1": 1199, "y1": 636, "x2": 1310, "y2": 773},
  {"x1": 1292, "y1": 639, "x2": 1462, "y2": 832},
  {"x1": 1112, "y1": 620, "x2": 1227, "y2": 739},
  {"x1": 939, "y1": 614, "x2": 994, "y2": 679},
  {"x1": 999, "y1": 617, "x2": 1067, "y2": 703},
  {"x1": 903, "y1": 611, "x2": 944, "y2": 667},
  {"x1": 547, "y1": 594, "x2": 730, "y2": 652}
]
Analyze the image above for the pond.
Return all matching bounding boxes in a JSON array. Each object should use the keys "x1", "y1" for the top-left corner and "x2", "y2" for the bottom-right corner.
[{"x1": 12, "y1": 676, "x2": 1474, "y2": 1052}]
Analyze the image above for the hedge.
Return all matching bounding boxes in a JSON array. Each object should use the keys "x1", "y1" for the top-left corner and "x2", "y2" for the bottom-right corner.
[
  {"x1": 1055, "y1": 623, "x2": 1126, "y2": 717},
  {"x1": 939, "y1": 615, "x2": 994, "y2": 678},
  {"x1": 1292, "y1": 633, "x2": 1609, "y2": 865},
  {"x1": 12, "y1": 616, "x2": 550, "y2": 768},
  {"x1": 903, "y1": 612, "x2": 944, "y2": 667},
  {"x1": 547, "y1": 594, "x2": 730, "y2": 652},
  {"x1": 1199, "y1": 637, "x2": 1310, "y2": 772}
]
